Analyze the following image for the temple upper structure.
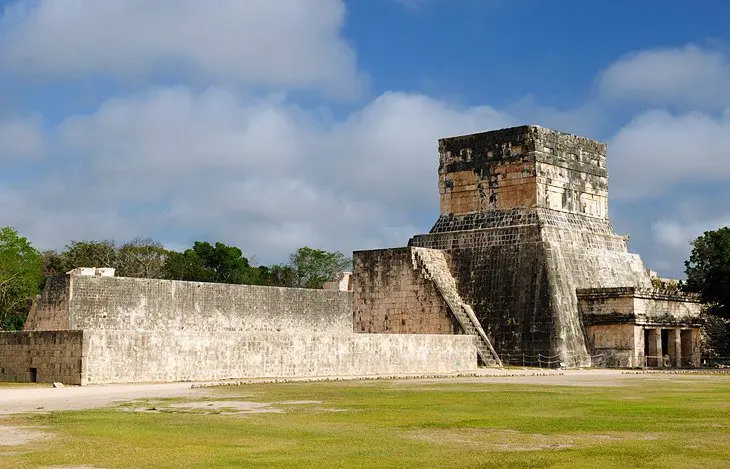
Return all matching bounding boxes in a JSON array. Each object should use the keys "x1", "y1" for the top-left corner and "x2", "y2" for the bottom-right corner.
[{"x1": 354, "y1": 125, "x2": 702, "y2": 368}]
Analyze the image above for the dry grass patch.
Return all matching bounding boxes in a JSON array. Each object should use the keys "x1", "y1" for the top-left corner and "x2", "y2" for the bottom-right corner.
[
  {"x1": 0, "y1": 425, "x2": 50, "y2": 446},
  {"x1": 407, "y1": 427, "x2": 660, "y2": 452}
]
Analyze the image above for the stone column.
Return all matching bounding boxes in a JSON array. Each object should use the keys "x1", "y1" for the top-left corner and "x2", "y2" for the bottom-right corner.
[
  {"x1": 655, "y1": 328, "x2": 663, "y2": 367},
  {"x1": 645, "y1": 328, "x2": 660, "y2": 367},
  {"x1": 692, "y1": 329, "x2": 701, "y2": 367},
  {"x1": 670, "y1": 329, "x2": 681, "y2": 367}
]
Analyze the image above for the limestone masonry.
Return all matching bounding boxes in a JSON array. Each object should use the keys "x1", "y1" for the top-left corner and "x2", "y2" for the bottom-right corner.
[
  {"x1": 1, "y1": 270, "x2": 474, "y2": 384},
  {"x1": 0, "y1": 125, "x2": 703, "y2": 385},
  {"x1": 354, "y1": 125, "x2": 701, "y2": 368}
]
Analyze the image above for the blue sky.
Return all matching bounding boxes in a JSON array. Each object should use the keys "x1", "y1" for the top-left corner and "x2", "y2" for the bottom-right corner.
[{"x1": 1, "y1": 0, "x2": 729, "y2": 277}]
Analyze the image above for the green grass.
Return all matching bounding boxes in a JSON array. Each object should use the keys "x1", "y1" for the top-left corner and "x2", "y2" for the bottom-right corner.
[{"x1": 1, "y1": 376, "x2": 729, "y2": 468}]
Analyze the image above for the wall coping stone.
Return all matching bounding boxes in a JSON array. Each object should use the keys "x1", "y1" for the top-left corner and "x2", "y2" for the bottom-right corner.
[{"x1": 576, "y1": 287, "x2": 701, "y2": 303}]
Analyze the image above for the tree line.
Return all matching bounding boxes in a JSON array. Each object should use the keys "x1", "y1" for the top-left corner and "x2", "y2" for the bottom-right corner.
[{"x1": 0, "y1": 226, "x2": 351, "y2": 330}]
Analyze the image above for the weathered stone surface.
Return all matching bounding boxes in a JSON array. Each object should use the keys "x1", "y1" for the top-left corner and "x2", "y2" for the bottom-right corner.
[
  {"x1": 578, "y1": 287, "x2": 703, "y2": 326},
  {"x1": 405, "y1": 126, "x2": 655, "y2": 366},
  {"x1": 0, "y1": 331, "x2": 83, "y2": 385},
  {"x1": 27, "y1": 275, "x2": 354, "y2": 334},
  {"x1": 353, "y1": 248, "x2": 458, "y2": 335},
  {"x1": 578, "y1": 287, "x2": 702, "y2": 367},
  {"x1": 3, "y1": 270, "x2": 477, "y2": 385},
  {"x1": 355, "y1": 124, "x2": 703, "y2": 368},
  {"x1": 353, "y1": 247, "x2": 500, "y2": 365},
  {"x1": 23, "y1": 276, "x2": 70, "y2": 331},
  {"x1": 81, "y1": 331, "x2": 476, "y2": 384},
  {"x1": 437, "y1": 125, "x2": 608, "y2": 219}
]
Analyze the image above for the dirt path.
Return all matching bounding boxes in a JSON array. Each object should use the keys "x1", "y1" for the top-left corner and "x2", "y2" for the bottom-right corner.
[
  {"x1": 0, "y1": 382, "x2": 203, "y2": 414},
  {"x1": 1, "y1": 370, "x2": 726, "y2": 414}
]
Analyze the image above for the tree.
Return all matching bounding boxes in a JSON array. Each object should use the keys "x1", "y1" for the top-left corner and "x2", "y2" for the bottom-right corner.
[
  {"x1": 163, "y1": 241, "x2": 262, "y2": 284},
  {"x1": 684, "y1": 227, "x2": 730, "y2": 319},
  {"x1": 41, "y1": 249, "x2": 65, "y2": 278},
  {"x1": 0, "y1": 227, "x2": 43, "y2": 330},
  {"x1": 116, "y1": 239, "x2": 170, "y2": 278},
  {"x1": 287, "y1": 247, "x2": 351, "y2": 289},
  {"x1": 263, "y1": 264, "x2": 297, "y2": 287},
  {"x1": 61, "y1": 240, "x2": 117, "y2": 271}
]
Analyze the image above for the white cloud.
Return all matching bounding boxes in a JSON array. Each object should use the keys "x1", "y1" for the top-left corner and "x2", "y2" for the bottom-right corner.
[
  {"x1": 1, "y1": 88, "x2": 511, "y2": 261},
  {"x1": 608, "y1": 108, "x2": 730, "y2": 199},
  {"x1": 599, "y1": 45, "x2": 730, "y2": 110},
  {"x1": 649, "y1": 213, "x2": 730, "y2": 275},
  {"x1": 0, "y1": 116, "x2": 45, "y2": 159},
  {"x1": 396, "y1": 0, "x2": 429, "y2": 8},
  {"x1": 0, "y1": 0, "x2": 362, "y2": 96}
]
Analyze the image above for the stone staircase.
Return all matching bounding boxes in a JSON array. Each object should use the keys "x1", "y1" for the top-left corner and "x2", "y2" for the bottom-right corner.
[{"x1": 411, "y1": 248, "x2": 502, "y2": 367}]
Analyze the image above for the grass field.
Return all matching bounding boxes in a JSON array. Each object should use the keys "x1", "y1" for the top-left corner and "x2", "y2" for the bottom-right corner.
[{"x1": 1, "y1": 374, "x2": 728, "y2": 468}]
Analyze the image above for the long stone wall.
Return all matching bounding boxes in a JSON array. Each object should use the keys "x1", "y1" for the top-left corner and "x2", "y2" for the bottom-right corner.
[
  {"x1": 0, "y1": 331, "x2": 84, "y2": 384},
  {"x1": 81, "y1": 331, "x2": 476, "y2": 384},
  {"x1": 24, "y1": 275, "x2": 353, "y2": 334}
]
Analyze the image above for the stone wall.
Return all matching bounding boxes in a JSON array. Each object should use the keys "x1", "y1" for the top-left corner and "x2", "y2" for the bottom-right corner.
[
  {"x1": 24, "y1": 275, "x2": 353, "y2": 334},
  {"x1": 584, "y1": 324, "x2": 640, "y2": 368},
  {"x1": 635, "y1": 295, "x2": 702, "y2": 324},
  {"x1": 81, "y1": 331, "x2": 476, "y2": 384},
  {"x1": 437, "y1": 125, "x2": 608, "y2": 219},
  {"x1": 353, "y1": 248, "x2": 458, "y2": 334},
  {"x1": 410, "y1": 221, "x2": 553, "y2": 359},
  {"x1": 23, "y1": 276, "x2": 70, "y2": 331},
  {"x1": 0, "y1": 331, "x2": 83, "y2": 384}
]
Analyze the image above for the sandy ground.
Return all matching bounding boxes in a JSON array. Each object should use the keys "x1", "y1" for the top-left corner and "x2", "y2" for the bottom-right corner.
[
  {"x1": 0, "y1": 382, "x2": 202, "y2": 415},
  {"x1": 1, "y1": 369, "x2": 727, "y2": 415},
  {"x1": 0, "y1": 425, "x2": 50, "y2": 445}
]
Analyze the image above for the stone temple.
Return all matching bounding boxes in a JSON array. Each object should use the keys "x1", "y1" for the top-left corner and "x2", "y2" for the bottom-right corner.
[
  {"x1": 354, "y1": 125, "x2": 702, "y2": 368},
  {"x1": 0, "y1": 125, "x2": 703, "y2": 385}
]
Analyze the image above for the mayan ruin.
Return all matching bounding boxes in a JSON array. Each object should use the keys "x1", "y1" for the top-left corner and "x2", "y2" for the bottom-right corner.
[
  {"x1": 0, "y1": 125, "x2": 704, "y2": 386},
  {"x1": 354, "y1": 125, "x2": 703, "y2": 369}
]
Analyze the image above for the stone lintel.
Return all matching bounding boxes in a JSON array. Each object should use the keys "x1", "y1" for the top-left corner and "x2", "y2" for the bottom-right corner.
[
  {"x1": 581, "y1": 313, "x2": 703, "y2": 328},
  {"x1": 576, "y1": 287, "x2": 701, "y2": 303}
]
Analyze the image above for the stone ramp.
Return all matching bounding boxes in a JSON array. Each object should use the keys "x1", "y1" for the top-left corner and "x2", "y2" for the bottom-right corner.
[{"x1": 412, "y1": 248, "x2": 502, "y2": 367}]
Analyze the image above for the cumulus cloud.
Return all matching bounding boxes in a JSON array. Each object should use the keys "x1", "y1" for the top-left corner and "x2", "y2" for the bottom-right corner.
[
  {"x1": 608, "y1": 108, "x2": 730, "y2": 199},
  {"x1": 649, "y1": 212, "x2": 730, "y2": 275},
  {"x1": 599, "y1": 45, "x2": 730, "y2": 110},
  {"x1": 0, "y1": 116, "x2": 45, "y2": 159},
  {"x1": 0, "y1": 0, "x2": 362, "y2": 96},
  {"x1": 1, "y1": 88, "x2": 511, "y2": 261}
]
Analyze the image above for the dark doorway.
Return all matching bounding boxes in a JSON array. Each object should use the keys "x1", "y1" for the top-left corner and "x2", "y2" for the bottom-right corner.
[{"x1": 29, "y1": 367, "x2": 37, "y2": 383}]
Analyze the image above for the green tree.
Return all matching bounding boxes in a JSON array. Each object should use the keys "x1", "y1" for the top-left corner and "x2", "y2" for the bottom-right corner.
[
  {"x1": 288, "y1": 246, "x2": 351, "y2": 289},
  {"x1": 263, "y1": 264, "x2": 297, "y2": 287},
  {"x1": 163, "y1": 241, "x2": 262, "y2": 284},
  {"x1": 0, "y1": 227, "x2": 43, "y2": 330},
  {"x1": 684, "y1": 227, "x2": 730, "y2": 319}
]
